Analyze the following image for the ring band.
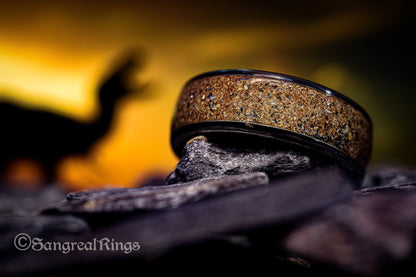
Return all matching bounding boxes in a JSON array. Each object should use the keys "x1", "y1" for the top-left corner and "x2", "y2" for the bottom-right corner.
[{"x1": 171, "y1": 69, "x2": 372, "y2": 182}]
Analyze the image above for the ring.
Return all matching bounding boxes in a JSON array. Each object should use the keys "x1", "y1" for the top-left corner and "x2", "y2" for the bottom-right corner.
[{"x1": 171, "y1": 69, "x2": 372, "y2": 183}]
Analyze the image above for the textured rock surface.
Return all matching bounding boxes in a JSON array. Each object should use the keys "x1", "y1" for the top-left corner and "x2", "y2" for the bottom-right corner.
[
  {"x1": 0, "y1": 186, "x2": 65, "y2": 216},
  {"x1": 1, "y1": 160, "x2": 416, "y2": 276},
  {"x1": 0, "y1": 168, "x2": 353, "y2": 276},
  {"x1": 0, "y1": 215, "x2": 89, "y2": 253},
  {"x1": 166, "y1": 136, "x2": 314, "y2": 184},
  {"x1": 363, "y1": 164, "x2": 416, "y2": 188},
  {"x1": 56, "y1": 172, "x2": 269, "y2": 213},
  {"x1": 285, "y1": 167, "x2": 416, "y2": 276}
]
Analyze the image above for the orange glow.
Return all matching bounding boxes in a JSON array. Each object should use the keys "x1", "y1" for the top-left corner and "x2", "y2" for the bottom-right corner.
[
  {"x1": 3, "y1": 159, "x2": 46, "y2": 188},
  {"x1": 0, "y1": 45, "x2": 103, "y2": 121}
]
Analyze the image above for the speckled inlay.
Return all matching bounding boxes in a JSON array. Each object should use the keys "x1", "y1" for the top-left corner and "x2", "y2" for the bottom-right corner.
[{"x1": 172, "y1": 72, "x2": 372, "y2": 168}]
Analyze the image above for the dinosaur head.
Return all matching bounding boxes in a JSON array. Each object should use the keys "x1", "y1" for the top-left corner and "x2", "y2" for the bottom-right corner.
[{"x1": 97, "y1": 50, "x2": 145, "y2": 105}]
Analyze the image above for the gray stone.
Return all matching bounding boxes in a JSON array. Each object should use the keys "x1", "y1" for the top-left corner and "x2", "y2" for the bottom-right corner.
[
  {"x1": 1, "y1": 168, "x2": 353, "y2": 277},
  {"x1": 363, "y1": 164, "x2": 416, "y2": 188},
  {"x1": 0, "y1": 214, "x2": 89, "y2": 255},
  {"x1": 56, "y1": 172, "x2": 269, "y2": 213},
  {"x1": 166, "y1": 136, "x2": 313, "y2": 184},
  {"x1": 285, "y1": 185, "x2": 416, "y2": 276},
  {"x1": 0, "y1": 186, "x2": 65, "y2": 216}
]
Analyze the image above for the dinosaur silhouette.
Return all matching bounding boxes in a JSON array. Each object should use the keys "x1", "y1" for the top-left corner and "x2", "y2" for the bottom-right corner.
[{"x1": 0, "y1": 51, "x2": 143, "y2": 184}]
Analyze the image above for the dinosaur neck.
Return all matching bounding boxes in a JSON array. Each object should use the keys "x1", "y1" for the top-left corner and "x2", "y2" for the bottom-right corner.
[
  {"x1": 86, "y1": 52, "x2": 136, "y2": 144},
  {"x1": 89, "y1": 92, "x2": 123, "y2": 139},
  {"x1": 94, "y1": 102, "x2": 115, "y2": 131}
]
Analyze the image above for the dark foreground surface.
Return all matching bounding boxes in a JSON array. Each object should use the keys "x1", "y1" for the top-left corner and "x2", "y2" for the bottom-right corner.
[{"x1": 1, "y1": 165, "x2": 416, "y2": 276}]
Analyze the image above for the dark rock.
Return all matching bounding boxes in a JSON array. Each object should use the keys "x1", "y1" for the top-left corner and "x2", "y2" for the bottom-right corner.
[
  {"x1": 0, "y1": 168, "x2": 353, "y2": 277},
  {"x1": 56, "y1": 172, "x2": 269, "y2": 213},
  {"x1": 0, "y1": 186, "x2": 65, "y2": 216},
  {"x1": 79, "y1": 168, "x2": 352, "y2": 254},
  {"x1": 285, "y1": 185, "x2": 416, "y2": 276},
  {"x1": 66, "y1": 187, "x2": 132, "y2": 201},
  {"x1": 363, "y1": 164, "x2": 416, "y2": 188},
  {"x1": 0, "y1": 214, "x2": 89, "y2": 243},
  {"x1": 166, "y1": 136, "x2": 314, "y2": 184},
  {"x1": 0, "y1": 214, "x2": 89, "y2": 269}
]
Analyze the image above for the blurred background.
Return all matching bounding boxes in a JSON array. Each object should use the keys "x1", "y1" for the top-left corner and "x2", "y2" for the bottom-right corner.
[{"x1": 0, "y1": 0, "x2": 414, "y2": 190}]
